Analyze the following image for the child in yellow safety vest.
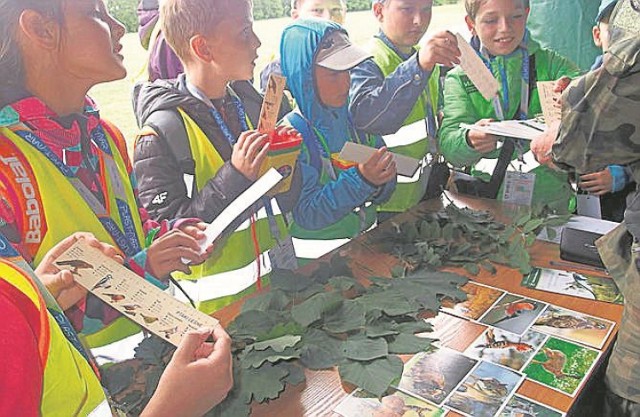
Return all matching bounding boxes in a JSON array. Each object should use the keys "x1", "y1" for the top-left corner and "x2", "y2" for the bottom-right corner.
[
  {"x1": 0, "y1": 0, "x2": 214, "y2": 349},
  {"x1": 0, "y1": 231, "x2": 232, "y2": 417}
]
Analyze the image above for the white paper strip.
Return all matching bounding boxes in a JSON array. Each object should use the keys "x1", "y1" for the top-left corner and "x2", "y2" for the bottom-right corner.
[{"x1": 201, "y1": 168, "x2": 284, "y2": 250}]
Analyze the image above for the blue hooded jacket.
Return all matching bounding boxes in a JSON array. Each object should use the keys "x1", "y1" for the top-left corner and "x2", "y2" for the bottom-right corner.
[{"x1": 280, "y1": 19, "x2": 395, "y2": 231}]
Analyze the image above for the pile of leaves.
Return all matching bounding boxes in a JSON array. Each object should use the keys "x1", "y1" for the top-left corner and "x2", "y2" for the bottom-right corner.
[
  {"x1": 104, "y1": 255, "x2": 469, "y2": 417},
  {"x1": 381, "y1": 204, "x2": 569, "y2": 276},
  {"x1": 103, "y1": 203, "x2": 567, "y2": 416}
]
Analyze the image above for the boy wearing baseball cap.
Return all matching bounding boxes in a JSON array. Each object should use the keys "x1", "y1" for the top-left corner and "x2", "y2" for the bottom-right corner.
[
  {"x1": 349, "y1": 0, "x2": 461, "y2": 217},
  {"x1": 280, "y1": 19, "x2": 397, "y2": 261}
]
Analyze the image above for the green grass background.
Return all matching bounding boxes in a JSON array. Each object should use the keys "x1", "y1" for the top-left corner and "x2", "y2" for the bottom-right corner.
[{"x1": 89, "y1": 4, "x2": 466, "y2": 153}]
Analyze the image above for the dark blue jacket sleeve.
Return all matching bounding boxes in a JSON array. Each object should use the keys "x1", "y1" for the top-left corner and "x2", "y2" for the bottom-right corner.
[{"x1": 349, "y1": 56, "x2": 431, "y2": 135}]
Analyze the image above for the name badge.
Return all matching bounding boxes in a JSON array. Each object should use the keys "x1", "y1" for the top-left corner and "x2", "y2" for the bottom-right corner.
[{"x1": 502, "y1": 171, "x2": 536, "y2": 206}]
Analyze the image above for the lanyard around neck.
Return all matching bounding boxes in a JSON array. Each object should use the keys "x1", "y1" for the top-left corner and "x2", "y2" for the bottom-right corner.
[
  {"x1": 12, "y1": 123, "x2": 142, "y2": 257},
  {"x1": 0, "y1": 235, "x2": 101, "y2": 378},
  {"x1": 478, "y1": 45, "x2": 531, "y2": 121},
  {"x1": 185, "y1": 80, "x2": 250, "y2": 145}
]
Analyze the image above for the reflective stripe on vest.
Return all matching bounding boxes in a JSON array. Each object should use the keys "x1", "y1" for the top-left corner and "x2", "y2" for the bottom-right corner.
[
  {"x1": 286, "y1": 119, "x2": 379, "y2": 261},
  {"x1": 168, "y1": 109, "x2": 288, "y2": 314},
  {"x1": 0, "y1": 125, "x2": 146, "y2": 348},
  {"x1": 0, "y1": 260, "x2": 107, "y2": 416},
  {"x1": 368, "y1": 37, "x2": 441, "y2": 212}
]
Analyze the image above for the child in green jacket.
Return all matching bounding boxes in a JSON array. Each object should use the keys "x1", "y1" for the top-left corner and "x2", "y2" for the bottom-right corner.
[{"x1": 439, "y1": 0, "x2": 582, "y2": 211}]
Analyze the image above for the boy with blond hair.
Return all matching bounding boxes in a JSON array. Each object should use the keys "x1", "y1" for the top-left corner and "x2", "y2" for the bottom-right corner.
[
  {"x1": 349, "y1": 0, "x2": 461, "y2": 218},
  {"x1": 133, "y1": 0, "x2": 302, "y2": 313},
  {"x1": 438, "y1": 0, "x2": 581, "y2": 211}
]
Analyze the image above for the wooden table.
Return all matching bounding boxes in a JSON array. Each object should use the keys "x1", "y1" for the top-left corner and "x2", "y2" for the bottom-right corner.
[{"x1": 213, "y1": 192, "x2": 623, "y2": 417}]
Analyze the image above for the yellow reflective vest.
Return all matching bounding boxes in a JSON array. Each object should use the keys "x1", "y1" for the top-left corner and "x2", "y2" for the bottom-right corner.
[
  {"x1": 0, "y1": 120, "x2": 145, "y2": 348},
  {"x1": 368, "y1": 37, "x2": 441, "y2": 213},
  {"x1": 162, "y1": 109, "x2": 288, "y2": 314},
  {"x1": 0, "y1": 255, "x2": 109, "y2": 416}
]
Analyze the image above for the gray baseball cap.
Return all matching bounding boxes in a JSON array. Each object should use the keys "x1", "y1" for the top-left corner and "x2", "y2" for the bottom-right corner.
[{"x1": 315, "y1": 30, "x2": 372, "y2": 71}]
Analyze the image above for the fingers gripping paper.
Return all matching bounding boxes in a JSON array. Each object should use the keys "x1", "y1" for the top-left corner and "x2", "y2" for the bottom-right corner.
[
  {"x1": 54, "y1": 242, "x2": 220, "y2": 347},
  {"x1": 455, "y1": 33, "x2": 500, "y2": 100}
]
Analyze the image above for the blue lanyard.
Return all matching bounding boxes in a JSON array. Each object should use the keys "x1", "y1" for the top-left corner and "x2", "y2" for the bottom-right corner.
[
  {"x1": 207, "y1": 95, "x2": 250, "y2": 146},
  {"x1": 0, "y1": 233, "x2": 99, "y2": 376},
  {"x1": 13, "y1": 126, "x2": 143, "y2": 258},
  {"x1": 479, "y1": 46, "x2": 531, "y2": 121}
]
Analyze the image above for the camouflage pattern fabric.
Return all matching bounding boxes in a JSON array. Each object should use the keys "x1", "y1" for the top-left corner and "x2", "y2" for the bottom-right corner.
[
  {"x1": 554, "y1": 0, "x2": 640, "y2": 408},
  {"x1": 597, "y1": 226, "x2": 640, "y2": 405},
  {"x1": 553, "y1": 0, "x2": 640, "y2": 238}
]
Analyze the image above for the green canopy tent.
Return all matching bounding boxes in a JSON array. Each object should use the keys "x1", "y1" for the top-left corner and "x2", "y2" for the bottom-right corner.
[{"x1": 528, "y1": 0, "x2": 601, "y2": 71}]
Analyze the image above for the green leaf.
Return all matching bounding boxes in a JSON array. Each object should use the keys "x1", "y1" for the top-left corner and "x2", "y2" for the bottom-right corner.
[
  {"x1": 240, "y1": 346, "x2": 300, "y2": 368},
  {"x1": 366, "y1": 322, "x2": 400, "y2": 338},
  {"x1": 342, "y1": 336, "x2": 388, "y2": 361},
  {"x1": 291, "y1": 292, "x2": 342, "y2": 327},
  {"x1": 227, "y1": 310, "x2": 276, "y2": 340},
  {"x1": 359, "y1": 291, "x2": 415, "y2": 316},
  {"x1": 442, "y1": 222, "x2": 455, "y2": 240},
  {"x1": 329, "y1": 276, "x2": 362, "y2": 292},
  {"x1": 281, "y1": 362, "x2": 306, "y2": 386},
  {"x1": 323, "y1": 300, "x2": 366, "y2": 334},
  {"x1": 241, "y1": 290, "x2": 290, "y2": 312},
  {"x1": 252, "y1": 335, "x2": 301, "y2": 352},
  {"x1": 524, "y1": 233, "x2": 537, "y2": 247},
  {"x1": 523, "y1": 218, "x2": 544, "y2": 233},
  {"x1": 546, "y1": 226, "x2": 557, "y2": 240},
  {"x1": 390, "y1": 265, "x2": 406, "y2": 278},
  {"x1": 241, "y1": 362, "x2": 289, "y2": 403},
  {"x1": 300, "y1": 329, "x2": 344, "y2": 369},
  {"x1": 395, "y1": 320, "x2": 433, "y2": 335},
  {"x1": 102, "y1": 365, "x2": 135, "y2": 396},
  {"x1": 480, "y1": 260, "x2": 497, "y2": 274},
  {"x1": 270, "y1": 269, "x2": 313, "y2": 293},
  {"x1": 514, "y1": 211, "x2": 532, "y2": 227},
  {"x1": 387, "y1": 333, "x2": 435, "y2": 354},
  {"x1": 463, "y1": 263, "x2": 480, "y2": 275},
  {"x1": 256, "y1": 321, "x2": 305, "y2": 342},
  {"x1": 338, "y1": 356, "x2": 404, "y2": 397}
]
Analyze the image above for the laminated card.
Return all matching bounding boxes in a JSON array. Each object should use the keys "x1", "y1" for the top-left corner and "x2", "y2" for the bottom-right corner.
[{"x1": 54, "y1": 241, "x2": 219, "y2": 347}]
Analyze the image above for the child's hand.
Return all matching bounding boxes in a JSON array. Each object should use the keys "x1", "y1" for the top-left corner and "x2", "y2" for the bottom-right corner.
[
  {"x1": 358, "y1": 147, "x2": 397, "y2": 186},
  {"x1": 36, "y1": 232, "x2": 122, "y2": 310},
  {"x1": 146, "y1": 229, "x2": 207, "y2": 278},
  {"x1": 274, "y1": 125, "x2": 302, "y2": 142},
  {"x1": 531, "y1": 120, "x2": 560, "y2": 167},
  {"x1": 580, "y1": 169, "x2": 613, "y2": 195},
  {"x1": 141, "y1": 326, "x2": 233, "y2": 417},
  {"x1": 231, "y1": 130, "x2": 269, "y2": 181},
  {"x1": 553, "y1": 76, "x2": 572, "y2": 93},
  {"x1": 466, "y1": 119, "x2": 499, "y2": 154},
  {"x1": 418, "y1": 31, "x2": 460, "y2": 71}
]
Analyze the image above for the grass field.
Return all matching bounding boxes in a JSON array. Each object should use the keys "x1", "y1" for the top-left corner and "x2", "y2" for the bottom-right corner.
[{"x1": 90, "y1": 4, "x2": 466, "y2": 150}]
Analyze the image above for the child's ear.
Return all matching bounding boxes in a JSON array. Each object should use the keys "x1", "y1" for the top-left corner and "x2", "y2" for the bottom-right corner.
[
  {"x1": 190, "y1": 34, "x2": 214, "y2": 63},
  {"x1": 373, "y1": 3, "x2": 384, "y2": 22},
  {"x1": 18, "y1": 10, "x2": 60, "y2": 51},
  {"x1": 592, "y1": 26, "x2": 603, "y2": 48},
  {"x1": 464, "y1": 15, "x2": 476, "y2": 36}
]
